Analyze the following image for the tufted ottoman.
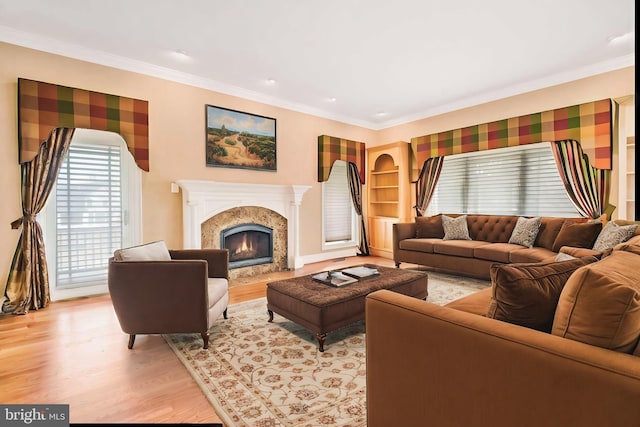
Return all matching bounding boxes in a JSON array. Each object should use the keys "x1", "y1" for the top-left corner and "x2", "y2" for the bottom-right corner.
[{"x1": 266, "y1": 265, "x2": 428, "y2": 351}]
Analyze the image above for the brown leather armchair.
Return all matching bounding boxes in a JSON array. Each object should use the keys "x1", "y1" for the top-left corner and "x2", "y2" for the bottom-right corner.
[{"x1": 108, "y1": 248, "x2": 229, "y2": 349}]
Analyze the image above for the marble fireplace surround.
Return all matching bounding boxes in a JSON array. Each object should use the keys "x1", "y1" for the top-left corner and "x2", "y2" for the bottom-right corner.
[{"x1": 175, "y1": 180, "x2": 311, "y2": 272}]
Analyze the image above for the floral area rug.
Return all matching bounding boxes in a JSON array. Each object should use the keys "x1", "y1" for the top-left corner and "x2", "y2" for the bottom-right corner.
[{"x1": 164, "y1": 271, "x2": 490, "y2": 427}]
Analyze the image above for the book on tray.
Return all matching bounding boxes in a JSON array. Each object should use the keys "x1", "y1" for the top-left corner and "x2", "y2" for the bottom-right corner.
[
  {"x1": 341, "y1": 265, "x2": 380, "y2": 279},
  {"x1": 312, "y1": 271, "x2": 358, "y2": 287},
  {"x1": 312, "y1": 265, "x2": 380, "y2": 287}
]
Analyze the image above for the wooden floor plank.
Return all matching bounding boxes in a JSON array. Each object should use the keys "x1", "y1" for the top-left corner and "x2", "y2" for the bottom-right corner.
[{"x1": 0, "y1": 256, "x2": 396, "y2": 424}]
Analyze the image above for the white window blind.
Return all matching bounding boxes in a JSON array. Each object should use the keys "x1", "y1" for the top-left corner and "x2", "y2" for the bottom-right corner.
[
  {"x1": 55, "y1": 144, "x2": 123, "y2": 287},
  {"x1": 323, "y1": 160, "x2": 353, "y2": 242},
  {"x1": 426, "y1": 142, "x2": 578, "y2": 217}
]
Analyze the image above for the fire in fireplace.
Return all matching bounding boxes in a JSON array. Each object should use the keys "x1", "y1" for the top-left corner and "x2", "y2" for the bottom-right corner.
[{"x1": 221, "y1": 224, "x2": 274, "y2": 269}]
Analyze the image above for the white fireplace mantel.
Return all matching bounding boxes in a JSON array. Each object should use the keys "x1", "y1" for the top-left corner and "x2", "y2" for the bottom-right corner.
[{"x1": 174, "y1": 180, "x2": 311, "y2": 269}]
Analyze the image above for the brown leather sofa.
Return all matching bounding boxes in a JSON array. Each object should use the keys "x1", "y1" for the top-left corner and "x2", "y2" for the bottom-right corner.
[
  {"x1": 393, "y1": 214, "x2": 637, "y2": 279},
  {"x1": 366, "y1": 235, "x2": 640, "y2": 427}
]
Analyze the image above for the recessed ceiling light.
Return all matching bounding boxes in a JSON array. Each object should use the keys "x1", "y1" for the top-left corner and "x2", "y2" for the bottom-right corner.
[
  {"x1": 171, "y1": 49, "x2": 192, "y2": 61},
  {"x1": 327, "y1": 97, "x2": 337, "y2": 102},
  {"x1": 265, "y1": 78, "x2": 277, "y2": 85},
  {"x1": 607, "y1": 31, "x2": 633, "y2": 44},
  {"x1": 374, "y1": 112, "x2": 389, "y2": 117}
]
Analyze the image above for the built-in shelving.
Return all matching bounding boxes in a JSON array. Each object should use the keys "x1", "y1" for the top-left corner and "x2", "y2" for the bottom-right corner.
[
  {"x1": 367, "y1": 141, "x2": 411, "y2": 258},
  {"x1": 625, "y1": 137, "x2": 635, "y2": 219},
  {"x1": 616, "y1": 95, "x2": 635, "y2": 220}
]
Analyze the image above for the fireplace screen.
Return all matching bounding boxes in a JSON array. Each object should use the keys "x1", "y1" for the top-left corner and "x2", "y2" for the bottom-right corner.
[{"x1": 221, "y1": 224, "x2": 273, "y2": 269}]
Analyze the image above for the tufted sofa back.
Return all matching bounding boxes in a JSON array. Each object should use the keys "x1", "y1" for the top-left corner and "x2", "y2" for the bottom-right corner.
[
  {"x1": 442, "y1": 214, "x2": 581, "y2": 245},
  {"x1": 467, "y1": 215, "x2": 519, "y2": 242},
  {"x1": 441, "y1": 214, "x2": 518, "y2": 243}
]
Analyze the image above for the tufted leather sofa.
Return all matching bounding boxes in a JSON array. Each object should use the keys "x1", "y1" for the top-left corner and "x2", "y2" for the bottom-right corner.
[{"x1": 393, "y1": 214, "x2": 595, "y2": 279}]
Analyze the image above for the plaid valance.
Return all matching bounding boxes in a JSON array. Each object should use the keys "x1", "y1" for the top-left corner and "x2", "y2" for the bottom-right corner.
[
  {"x1": 411, "y1": 99, "x2": 612, "y2": 170},
  {"x1": 18, "y1": 78, "x2": 150, "y2": 171},
  {"x1": 317, "y1": 135, "x2": 366, "y2": 183}
]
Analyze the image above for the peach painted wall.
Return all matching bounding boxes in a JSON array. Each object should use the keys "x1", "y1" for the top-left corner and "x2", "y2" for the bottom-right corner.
[
  {"x1": 0, "y1": 42, "x2": 378, "y2": 294},
  {"x1": 0, "y1": 41, "x2": 635, "y2": 297}
]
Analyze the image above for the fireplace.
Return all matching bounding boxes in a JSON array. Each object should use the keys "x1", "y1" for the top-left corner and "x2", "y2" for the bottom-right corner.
[
  {"x1": 174, "y1": 180, "x2": 311, "y2": 279},
  {"x1": 221, "y1": 224, "x2": 273, "y2": 269}
]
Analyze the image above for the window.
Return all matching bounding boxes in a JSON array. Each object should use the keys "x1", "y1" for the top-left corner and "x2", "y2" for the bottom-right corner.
[
  {"x1": 426, "y1": 142, "x2": 577, "y2": 217},
  {"x1": 322, "y1": 160, "x2": 358, "y2": 248},
  {"x1": 43, "y1": 129, "x2": 141, "y2": 300}
]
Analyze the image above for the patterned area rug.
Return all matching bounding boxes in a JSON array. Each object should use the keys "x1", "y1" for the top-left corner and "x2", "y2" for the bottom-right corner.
[{"x1": 164, "y1": 271, "x2": 490, "y2": 427}]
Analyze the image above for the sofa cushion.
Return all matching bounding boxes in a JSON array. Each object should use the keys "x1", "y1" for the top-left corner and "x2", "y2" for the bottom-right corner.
[
  {"x1": 114, "y1": 240, "x2": 171, "y2": 261},
  {"x1": 508, "y1": 216, "x2": 541, "y2": 248},
  {"x1": 442, "y1": 215, "x2": 471, "y2": 240},
  {"x1": 208, "y1": 278, "x2": 229, "y2": 307},
  {"x1": 534, "y1": 217, "x2": 566, "y2": 250},
  {"x1": 415, "y1": 215, "x2": 445, "y2": 238},
  {"x1": 445, "y1": 287, "x2": 492, "y2": 316},
  {"x1": 558, "y1": 245, "x2": 604, "y2": 259},
  {"x1": 592, "y1": 221, "x2": 638, "y2": 251},
  {"x1": 552, "y1": 221, "x2": 602, "y2": 252},
  {"x1": 474, "y1": 243, "x2": 526, "y2": 263},
  {"x1": 487, "y1": 256, "x2": 598, "y2": 332},
  {"x1": 398, "y1": 238, "x2": 438, "y2": 253},
  {"x1": 552, "y1": 250, "x2": 640, "y2": 353},
  {"x1": 432, "y1": 240, "x2": 490, "y2": 258},
  {"x1": 508, "y1": 246, "x2": 557, "y2": 263}
]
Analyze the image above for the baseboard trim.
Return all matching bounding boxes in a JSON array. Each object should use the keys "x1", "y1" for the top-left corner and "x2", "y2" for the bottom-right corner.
[{"x1": 298, "y1": 248, "x2": 358, "y2": 266}]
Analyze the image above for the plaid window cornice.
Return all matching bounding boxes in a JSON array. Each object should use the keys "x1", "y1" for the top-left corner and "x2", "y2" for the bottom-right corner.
[
  {"x1": 317, "y1": 135, "x2": 366, "y2": 183},
  {"x1": 18, "y1": 78, "x2": 150, "y2": 171},
  {"x1": 411, "y1": 99, "x2": 612, "y2": 170}
]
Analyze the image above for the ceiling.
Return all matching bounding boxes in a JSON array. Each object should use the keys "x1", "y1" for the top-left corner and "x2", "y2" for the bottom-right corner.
[{"x1": 0, "y1": 0, "x2": 634, "y2": 129}]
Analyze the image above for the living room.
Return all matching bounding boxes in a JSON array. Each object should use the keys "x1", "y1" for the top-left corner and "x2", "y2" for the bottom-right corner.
[{"x1": 0, "y1": 1, "x2": 637, "y2": 426}]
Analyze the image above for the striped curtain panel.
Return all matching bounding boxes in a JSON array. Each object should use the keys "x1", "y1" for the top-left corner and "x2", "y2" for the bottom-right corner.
[
  {"x1": 550, "y1": 140, "x2": 613, "y2": 219},
  {"x1": 414, "y1": 157, "x2": 444, "y2": 216},
  {"x1": 4, "y1": 127, "x2": 76, "y2": 314},
  {"x1": 347, "y1": 162, "x2": 369, "y2": 256}
]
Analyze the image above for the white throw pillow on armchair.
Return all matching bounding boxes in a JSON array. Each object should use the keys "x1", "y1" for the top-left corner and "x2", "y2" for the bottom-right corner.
[{"x1": 114, "y1": 240, "x2": 172, "y2": 261}]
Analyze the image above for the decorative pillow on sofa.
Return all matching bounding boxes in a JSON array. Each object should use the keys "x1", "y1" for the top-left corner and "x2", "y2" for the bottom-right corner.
[
  {"x1": 551, "y1": 221, "x2": 602, "y2": 252},
  {"x1": 415, "y1": 215, "x2": 445, "y2": 238},
  {"x1": 534, "y1": 218, "x2": 565, "y2": 250},
  {"x1": 552, "y1": 250, "x2": 640, "y2": 354},
  {"x1": 508, "y1": 216, "x2": 541, "y2": 248},
  {"x1": 487, "y1": 256, "x2": 598, "y2": 333},
  {"x1": 441, "y1": 215, "x2": 471, "y2": 240},
  {"x1": 114, "y1": 240, "x2": 172, "y2": 261},
  {"x1": 592, "y1": 221, "x2": 638, "y2": 251},
  {"x1": 613, "y1": 234, "x2": 640, "y2": 256}
]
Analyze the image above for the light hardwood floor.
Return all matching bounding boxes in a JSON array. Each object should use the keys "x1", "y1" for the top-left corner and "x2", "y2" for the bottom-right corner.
[{"x1": 0, "y1": 256, "x2": 396, "y2": 424}]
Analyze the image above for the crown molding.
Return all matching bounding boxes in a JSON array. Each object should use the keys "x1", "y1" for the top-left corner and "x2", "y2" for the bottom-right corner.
[
  {"x1": 1, "y1": 25, "x2": 634, "y2": 131},
  {"x1": 377, "y1": 54, "x2": 635, "y2": 130},
  {"x1": 0, "y1": 25, "x2": 374, "y2": 129}
]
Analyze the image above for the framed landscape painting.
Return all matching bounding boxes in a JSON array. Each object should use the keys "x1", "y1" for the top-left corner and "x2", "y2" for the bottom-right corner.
[{"x1": 205, "y1": 105, "x2": 277, "y2": 171}]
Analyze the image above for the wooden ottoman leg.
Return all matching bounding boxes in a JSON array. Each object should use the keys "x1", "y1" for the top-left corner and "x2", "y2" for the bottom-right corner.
[
  {"x1": 317, "y1": 333, "x2": 327, "y2": 352},
  {"x1": 268, "y1": 309, "x2": 274, "y2": 322}
]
